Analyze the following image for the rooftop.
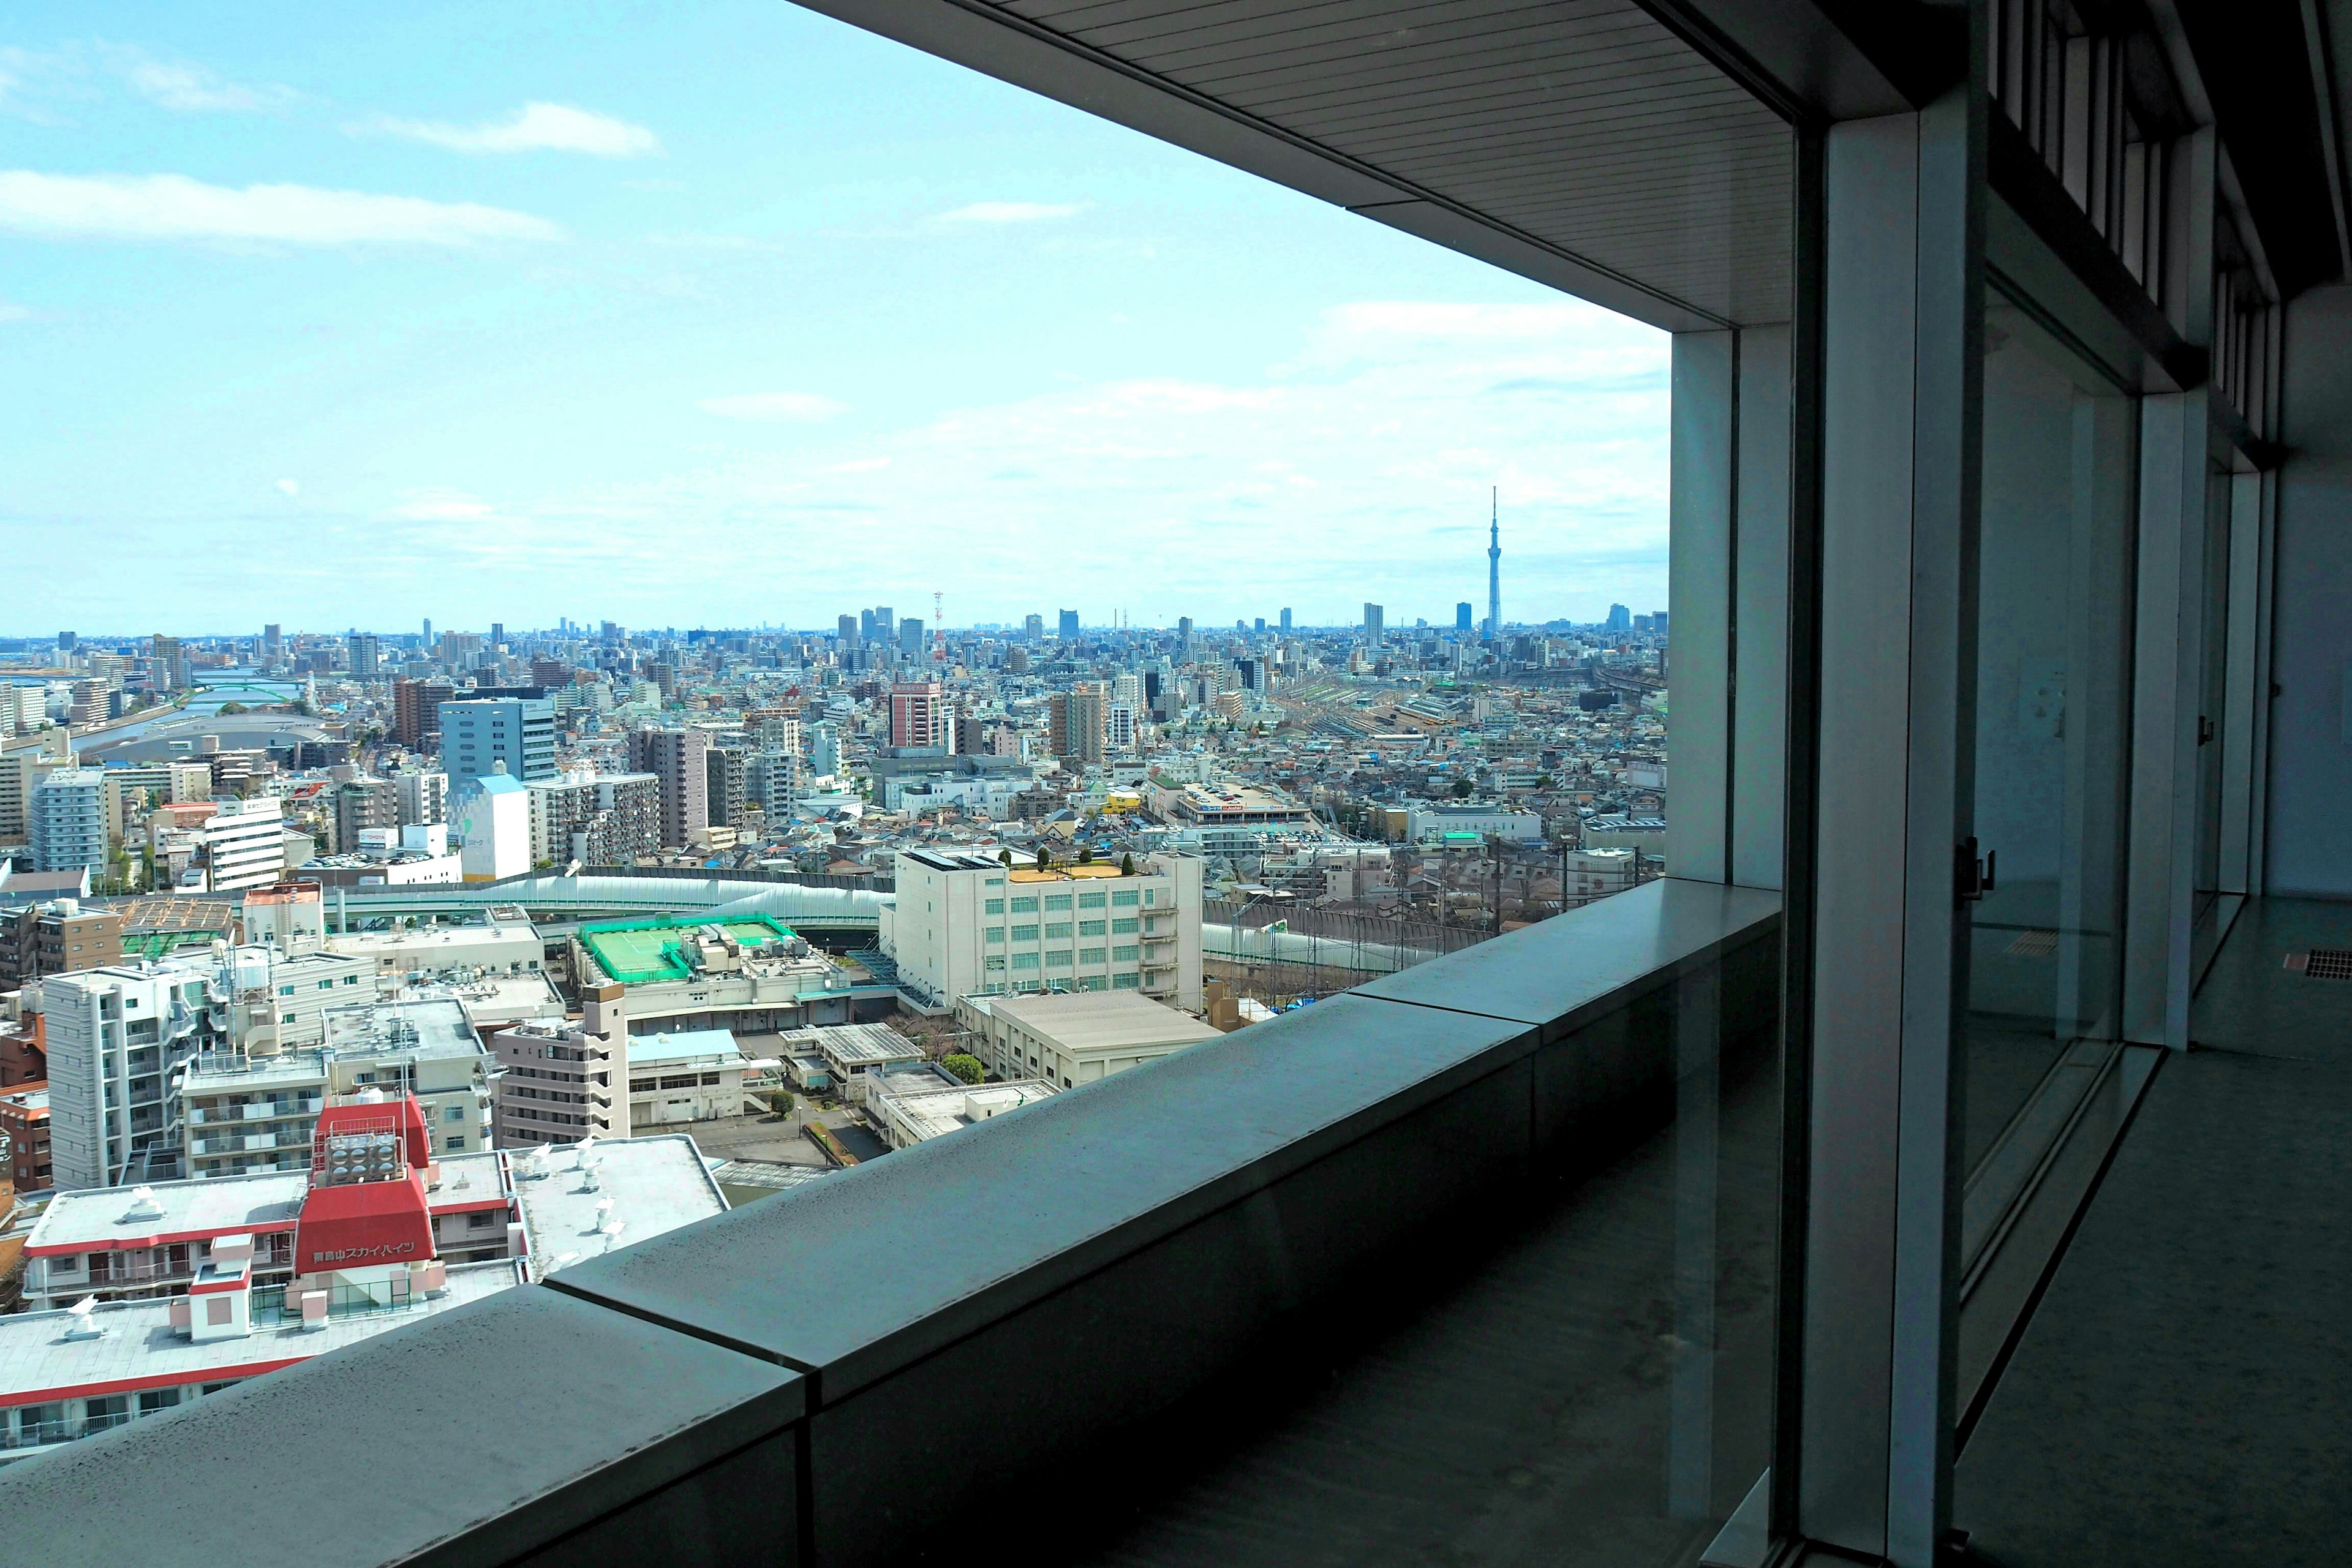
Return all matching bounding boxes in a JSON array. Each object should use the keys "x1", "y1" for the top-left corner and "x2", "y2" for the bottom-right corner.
[
  {"x1": 27, "y1": 1152, "x2": 510, "y2": 1257},
  {"x1": 578, "y1": 915, "x2": 801, "y2": 984},
  {"x1": 508, "y1": 1134, "x2": 728, "y2": 1277},
  {"x1": 869, "y1": 1076, "x2": 1059, "y2": 1144},
  {"x1": 325, "y1": 922, "x2": 537, "y2": 955},
  {"x1": 0, "y1": 1259, "x2": 526, "y2": 1409},
  {"x1": 627, "y1": 1030, "x2": 743, "y2": 1069},
  {"x1": 982, "y1": 991, "x2": 1224, "y2": 1054},
  {"x1": 1005, "y1": 862, "x2": 1139, "y2": 883},
  {"x1": 776, "y1": 1022, "x2": 923, "y2": 1069}
]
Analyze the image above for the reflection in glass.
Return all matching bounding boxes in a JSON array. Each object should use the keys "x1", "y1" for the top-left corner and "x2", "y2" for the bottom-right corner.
[{"x1": 1964, "y1": 303, "x2": 2135, "y2": 1219}]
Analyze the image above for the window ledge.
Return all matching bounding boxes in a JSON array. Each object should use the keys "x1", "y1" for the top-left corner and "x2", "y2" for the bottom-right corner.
[{"x1": 1, "y1": 878, "x2": 1777, "y2": 1568}]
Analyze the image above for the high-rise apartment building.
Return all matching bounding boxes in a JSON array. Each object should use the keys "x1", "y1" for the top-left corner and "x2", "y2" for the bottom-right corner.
[
  {"x1": 43, "y1": 961, "x2": 217, "y2": 1189},
  {"x1": 889, "y1": 681, "x2": 952, "y2": 751},
  {"x1": 333, "y1": 778, "x2": 399, "y2": 855},
  {"x1": 393, "y1": 679, "x2": 455, "y2": 750},
  {"x1": 744, "y1": 750, "x2": 803, "y2": 813},
  {"x1": 527, "y1": 773, "x2": 661, "y2": 868},
  {"x1": 899, "y1": 618, "x2": 926, "y2": 657},
  {"x1": 838, "y1": 613, "x2": 859, "y2": 646},
  {"x1": 1280, "y1": 608, "x2": 1293, "y2": 632},
  {"x1": 68, "y1": 680, "x2": 108, "y2": 728},
  {"x1": 487, "y1": 983, "x2": 627, "y2": 1146},
  {"x1": 1057, "y1": 609, "x2": 1080, "y2": 641},
  {"x1": 347, "y1": 635, "x2": 381, "y2": 679},
  {"x1": 1023, "y1": 614, "x2": 1044, "y2": 641},
  {"x1": 1363, "y1": 603, "x2": 1385, "y2": 648},
  {"x1": 395, "y1": 769, "x2": 448, "y2": 827},
  {"x1": 261, "y1": 624, "x2": 281, "y2": 662},
  {"x1": 1456, "y1": 602, "x2": 1474, "y2": 631},
  {"x1": 625, "y1": 728, "x2": 710, "y2": 849},
  {"x1": 30, "y1": 769, "x2": 107, "y2": 875},
  {"x1": 149, "y1": 635, "x2": 186, "y2": 692},
  {"x1": 1048, "y1": 684, "x2": 1107, "y2": 765},
  {"x1": 437, "y1": 698, "x2": 555, "y2": 793},
  {"x1": 807, "y1": 722, "x2": 842, "y2": 778},
  {"x1": 706, "y1": 747, "x2": 750, "y2": 833}
]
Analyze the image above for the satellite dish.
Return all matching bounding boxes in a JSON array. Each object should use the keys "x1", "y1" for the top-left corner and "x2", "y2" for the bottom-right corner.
[{"x1": 67, "y1": 1296, "x2": 97, "y2": 1319}]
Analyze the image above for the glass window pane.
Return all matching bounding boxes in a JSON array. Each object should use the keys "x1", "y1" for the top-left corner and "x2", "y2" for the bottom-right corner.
[{"x1": 1966, "y1": 297, "x2": 2137, "y2": 1219}]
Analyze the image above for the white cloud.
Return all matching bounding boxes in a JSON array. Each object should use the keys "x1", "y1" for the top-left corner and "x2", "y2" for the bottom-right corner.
[
  {"x1": 550, "y1": 298, "x2": 1669, "y2": 622},
  {"x1": 938, "y1": 201, "x2": 1080, "y2": 224},
  {"x1": 0, "y1": 170, "x2": 564, "y2": 246},
  {"x1": 274, "y1": 478, "x2": 300, "y2": 496},
  {"x1": 1324, "y1": 300, "x2": 1616, "y2": 339},
  {"x1": 112, "y1": 51, "x2": 300, "y2": 112},
  {"x1": 0, "y1": 298, "x2": 28, "y2": 322},
  {"x1": 364, "y1": 102, "x2": 660, "y2": 157},
  {"x1": 385, "y1": 488, "x2": 494, "y2": 521},
  {"x1": 696, "y1": 391, "x2": 846, "y2": 423}
]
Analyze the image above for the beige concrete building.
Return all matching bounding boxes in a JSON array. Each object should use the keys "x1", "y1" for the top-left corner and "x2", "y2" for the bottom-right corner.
[
  {"x1": 883, "y1": 848, "x2": 1204, "y2": 1010},
  {"x1": 953, "y1": 989, "x2": 1221, "y2": 1090}
]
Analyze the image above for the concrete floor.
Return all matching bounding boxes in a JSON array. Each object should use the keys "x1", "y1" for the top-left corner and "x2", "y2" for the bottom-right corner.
[{"x1": 1955, "y1": 897, "x2": 2352, "y2": 1566}]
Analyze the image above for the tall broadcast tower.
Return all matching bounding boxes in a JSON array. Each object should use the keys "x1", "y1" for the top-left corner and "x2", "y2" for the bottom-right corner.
[{"x1": 1485, "y1": 488, "x2": 1502, "y2": 641}]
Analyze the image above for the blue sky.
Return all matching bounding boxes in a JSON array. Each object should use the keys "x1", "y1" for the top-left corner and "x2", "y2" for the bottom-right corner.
[{"x1": 1, "y1": 2, "x2": 1668, "y2": 637}]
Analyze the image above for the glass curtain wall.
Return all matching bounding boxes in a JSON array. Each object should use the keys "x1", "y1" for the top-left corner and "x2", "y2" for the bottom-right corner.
[
  {"x1": 2192, "y1": 458, "x2": 2235, "y2": 933},
  {"x1": 1962, "y1": 292, "x2": 2138, "y2": 1240}
]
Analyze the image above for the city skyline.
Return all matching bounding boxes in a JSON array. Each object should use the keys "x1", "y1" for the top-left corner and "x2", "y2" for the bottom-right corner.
[{"x1": 3, "y1": 2, "x2": 1670, "y2": 633}]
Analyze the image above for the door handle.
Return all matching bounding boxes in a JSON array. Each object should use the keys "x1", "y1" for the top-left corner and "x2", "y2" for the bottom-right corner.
[{"x1": 1956, "y1": 838, "x2": 1996, "y2": 905}]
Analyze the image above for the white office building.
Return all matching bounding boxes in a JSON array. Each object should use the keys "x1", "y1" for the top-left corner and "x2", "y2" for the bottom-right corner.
[
  {"x1": 29, "y1": 768, "x2": 107, "y2": 874},
  {"x1": 881, "y1": 848, "x2": 1204, "y2": 1009},
  {"x1": 191, "y1": 797, "x2": 290, "y2": 892},
  {"x1": 1404, "y1": 801, "x2": 1549, "y2": 845}
]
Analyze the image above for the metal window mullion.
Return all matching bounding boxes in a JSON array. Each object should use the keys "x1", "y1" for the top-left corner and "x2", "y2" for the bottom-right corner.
[{"x1": 1797, "y1": 78, "x2": 1981, "y2": 1564}]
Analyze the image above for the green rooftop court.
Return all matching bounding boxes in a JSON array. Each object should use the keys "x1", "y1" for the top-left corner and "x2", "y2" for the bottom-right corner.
[{"x1": 579, "y1": 914, "x2": 801, "y2": 984}]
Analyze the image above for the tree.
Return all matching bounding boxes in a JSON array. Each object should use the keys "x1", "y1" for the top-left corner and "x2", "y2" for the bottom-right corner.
[
  {"x1": 1035, "y1": 846, "x2": 1050, "y2": 870},
  {"x1": 1451, "y1": 778, "x2": 1473, "y2": 798},
  {"x1": 1077, "y1": 845, "x2": 1094, "y2": 865},
  {"x1": 998, "y1": 849, "x2": 1013, "y2": 870},
  {"x1": 1120, "y1": 851, "x2": 1136, "y2": 876},
  {"x1": 764, "y1": 1088, "x2": 794, "y2": 1117},
  {"x1": 940, "y1": 1054, "x2": 984, "y2": 1085},
  {"x1": 216, "y1": 701, "x2": 248, "y2": 716}
]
